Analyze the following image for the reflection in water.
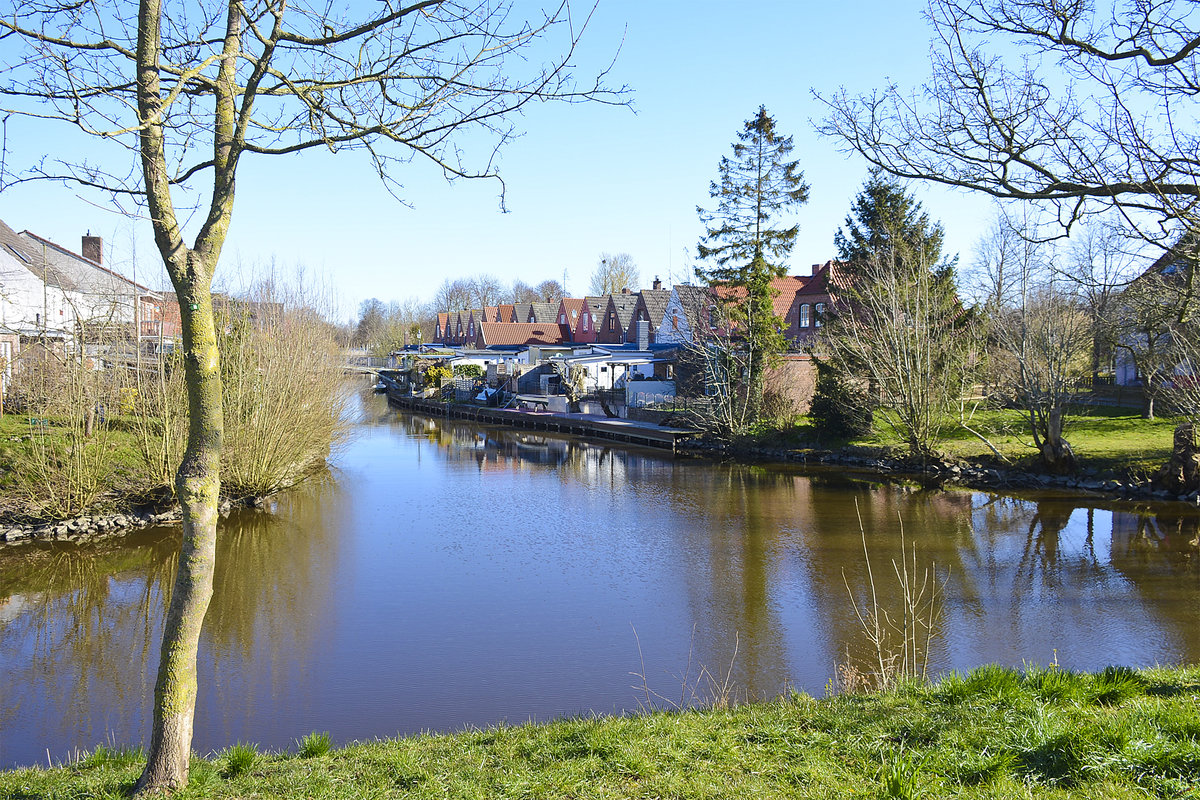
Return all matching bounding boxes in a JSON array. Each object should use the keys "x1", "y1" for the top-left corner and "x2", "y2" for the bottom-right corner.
[{"x1": 1, "y1": 388, "x2": 1198, "y2": 768}]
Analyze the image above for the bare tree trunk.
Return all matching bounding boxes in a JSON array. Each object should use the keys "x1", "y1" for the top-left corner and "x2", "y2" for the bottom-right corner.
[
  {"x1": 135, "y1": 281, "x2": 223, "y2": 794},
  {"x1": 1156, "y1": 422, "x2": 1200, "y2": 494}
]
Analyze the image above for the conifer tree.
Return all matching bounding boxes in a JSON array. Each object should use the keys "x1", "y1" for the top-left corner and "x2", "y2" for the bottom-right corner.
[
  {"x1": 820, "y1": 172, "x2": 969, "y2": 457},
  {"x1": 696, "y1": 106, "x2": 809, "y2": 422}
]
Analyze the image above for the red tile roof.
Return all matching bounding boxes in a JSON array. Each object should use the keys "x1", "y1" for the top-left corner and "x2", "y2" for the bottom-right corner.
[{"x1": 475, "y1": 322, "x2": 571, "y2": 347}]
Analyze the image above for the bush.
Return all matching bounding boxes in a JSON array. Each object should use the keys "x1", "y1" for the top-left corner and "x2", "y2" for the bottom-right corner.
[
  {"x1": 808, "y1": 359, "x2": 873, "y2": 439},
  {"x1": 132, "y1": 287, "x2": 351, "y2": 500}
]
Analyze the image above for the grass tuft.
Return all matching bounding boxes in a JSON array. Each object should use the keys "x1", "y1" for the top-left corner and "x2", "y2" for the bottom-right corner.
[
  {"x1": 296, "y1": 731, "x2": 332, "y2": 759},
  {"x1": 75, "y1": 743, "x2": 144, "y2": 770},
  {"x1": 222, "y1": 742, "x2": 259, "y2": 778},
  {"x1": 1089, "y1": 665, "x2": 1148, "y2": 706},
  {"x1": 960, "y1": 664, "x2": 1023, "y2": 701}
]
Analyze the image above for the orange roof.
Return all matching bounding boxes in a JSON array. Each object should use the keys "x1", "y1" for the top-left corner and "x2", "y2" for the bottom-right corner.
[
  {"x1": 714, "y1": 275, "x2": 816, "y2": 317},
  {"x1": 476, "y1": 322, "x2": 571, "y2": 346},
  {"x1": 497, "y1": 304, "x2": 516, "y2": 323}
]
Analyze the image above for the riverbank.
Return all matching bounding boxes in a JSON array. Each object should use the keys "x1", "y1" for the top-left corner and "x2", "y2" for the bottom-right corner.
[
  {"x1": 677, "y1": 406, "x2": 1197, "y2": 505},
  {"x1": 3, "y1": 664, "x2": 1196, "y2": 799}
]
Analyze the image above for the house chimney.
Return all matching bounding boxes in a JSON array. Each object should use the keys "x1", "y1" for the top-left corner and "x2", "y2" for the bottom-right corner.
[
  {"x1": 82, "y1": 234, "x2": 102, "y2": 265},
  {"x1": 652, "y1": 276, "x2": 661, "y2": 291},
  {"x1": 621, "y1": 287, "x2": 630, "y2": 294}
]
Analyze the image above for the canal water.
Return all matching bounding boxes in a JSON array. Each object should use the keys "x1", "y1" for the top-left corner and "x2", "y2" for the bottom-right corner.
[{"x1": 1, "y1": 388, "x2": 1198, "y2": 768}]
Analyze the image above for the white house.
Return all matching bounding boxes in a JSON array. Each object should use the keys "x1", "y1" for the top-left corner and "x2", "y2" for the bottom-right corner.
[
  {"x1": 1, "y1": 217, "x2": 163, "y2": 370},
  {"x1": 1, "y1": 218, "x2": 76, "y2": 339},
  {"x1": 654, "y1": 284, "x2": 714, "y2": 345}
]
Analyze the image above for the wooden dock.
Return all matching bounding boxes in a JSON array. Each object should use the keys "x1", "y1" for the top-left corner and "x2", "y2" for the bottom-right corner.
[{"x1": 385, "y1": 389, "x2": 697, "y2": 453}]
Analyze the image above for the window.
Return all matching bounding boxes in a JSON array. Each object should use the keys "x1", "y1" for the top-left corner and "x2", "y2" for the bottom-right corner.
[
  {"x1": 560, "y1": 314, "x2": 566, "y2": 323},
  {"x1": 815, "y1": 303, "x2": 826, "y2": 327},
  {"x1": 799, "y1": 304, "x2": 810, "y2": 327}
]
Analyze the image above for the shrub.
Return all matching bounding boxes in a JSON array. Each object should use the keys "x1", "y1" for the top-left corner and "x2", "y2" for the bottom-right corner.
[{"x1": 808, "y1": 359, "x2": 873, "y2": 439}]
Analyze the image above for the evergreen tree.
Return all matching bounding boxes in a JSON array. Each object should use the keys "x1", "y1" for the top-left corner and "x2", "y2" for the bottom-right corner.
[
  {"x1": 696, "y1": 106, "x2": 809, "y2": 423},
  {"x1": 819, "y1": 173, "x2": 969, "y2": 457},
  {"x1": 835, "y1": 168, "x2": 946, "y2": 272}
]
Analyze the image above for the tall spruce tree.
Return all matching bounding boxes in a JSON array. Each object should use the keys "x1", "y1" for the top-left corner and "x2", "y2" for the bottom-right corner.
[
  {"x1": 696, "y1": 106, "x2": 809, "y2": 423},
  {"x1": 835, "y1": 168, "x2": 946, "y2": 272}
]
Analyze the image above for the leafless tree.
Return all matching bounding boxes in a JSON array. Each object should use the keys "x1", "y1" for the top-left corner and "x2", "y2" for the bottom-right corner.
[
  {"x1": 432, "y1": 278, "x2": 473, "y2": 313},
  {"x1": 588, "y1": 252, "x2": 639, "y2": 295},
  {"x1": 1066, "y1": 223, "x2": 1145, "y2": 382},
  {"x1": 818, "y1": 0, "x2": 1200, "y2": 253},
  {"x1": 817, "y1": 235, "x2": 972, "y2": 458},
  {"x1": 1106, "y1": 268, "x2": 1194, "y2": 419},
  {"x1": 1159, "y1": 324, "x2": 1200, "y2": 491},
  {"x1": 0, "y1": 0, "x2": 623, "y2": 791},
  {"x1": 467, "y1": 273, "x2": 505, "y2": 308},
  {"x1": 510, "y1": 279, "x2": 541, "y2": 304},
  {"x1": 975, "y1": 215, "x2": 1091, "y2": 472},
  {"x1": 535, "y1": 278, "x2": 567, "y2": 303}
]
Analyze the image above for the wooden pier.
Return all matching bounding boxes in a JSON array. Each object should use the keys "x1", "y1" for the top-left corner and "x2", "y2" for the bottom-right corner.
[{"x1": 385, "y1": 388, "x2": 697, "y2": 453}]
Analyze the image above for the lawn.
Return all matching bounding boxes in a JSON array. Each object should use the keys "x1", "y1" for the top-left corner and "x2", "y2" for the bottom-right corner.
[
  {"x1": 2, "y1": 664, "x2": 1197, "y2": 799},
  {"x1": 778, "y1": 406, "x2": 1181, "y2": 479}
]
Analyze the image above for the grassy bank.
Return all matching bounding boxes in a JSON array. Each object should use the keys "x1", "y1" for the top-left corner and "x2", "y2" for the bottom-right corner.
[
  {"x1": 3, "y1": 665, "x2": 1197, "y2": 799},
  {"x1": 772, "y1": 407, "x2": 1180, "y2": 479}
]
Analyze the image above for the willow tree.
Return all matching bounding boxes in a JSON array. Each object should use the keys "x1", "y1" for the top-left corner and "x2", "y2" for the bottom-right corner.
[{"x1": 0, "y1": 0, "x2": 621, "y2": 792}]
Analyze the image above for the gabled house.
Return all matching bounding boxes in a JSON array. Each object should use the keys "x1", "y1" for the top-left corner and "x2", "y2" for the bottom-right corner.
[
  {"x1": 528, "y1": 301, "x2": 559, "y2": 324},
  {"x1": 435, "y1": 312, "x2": 450, "y2": 344},
  {"x1": 627, "y1": 282, "x2": 670, "y2": 345},
  {"x1": 2, "y1": 219, "x2": 167, "y2": 365},
  {"x1": 496, "y1": 304, "x2": 516, "y2": 323},
  {"x1": 655, "y1": 285, "x2": 716, "y2": 345},
  {"x1": 597, "y1": 291, "x2": 639, "y2": 344},
  {"x1": 574, "y1": 296, "x2": 607, "y2": 345},
  {"x1": 474, "y1": 322, "x2": 572, "y2": 348},
  {"x1": 453, "y1": 311, "x2": 466, "y2": 345},
  {"x1": 790, "y1": 261, "x2": 839, "y2": 345},
  {"x1": 0, "y1": 218, "x2": 75, "y2": 340},
  {"x1": 483, "y1": 305, "x2": 499, "y2": 323},
  {"x1": 557, "y1": 297, "x2": 586, "y2": 337},
  {"x1": 513, "y1": 302, "x2": 533, "y2": 325}
]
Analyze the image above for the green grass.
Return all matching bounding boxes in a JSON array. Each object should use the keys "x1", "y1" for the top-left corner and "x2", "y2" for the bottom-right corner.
[
  {"x1": 763, "y1": 406, "x2": 1180, "y2": 479},
  {"x1": 0, "y1": 412, "x2": 155, "y2": 520},
  {"x1": 3, "y1": 665, "x2": 1197, "y2": 799},
  {"x1": 296, "y1": 731, "x2": 332, "y2": 759}
]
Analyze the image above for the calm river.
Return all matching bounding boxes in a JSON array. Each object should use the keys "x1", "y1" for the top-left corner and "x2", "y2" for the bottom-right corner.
[{"x1": 1, "y1": 387, "x2": 1198, "y2": 768}]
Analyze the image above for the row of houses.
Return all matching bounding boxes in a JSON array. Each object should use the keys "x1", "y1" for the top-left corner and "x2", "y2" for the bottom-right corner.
[{"x1": 433, "y1": 264, "x2": 838, "y2": 349}]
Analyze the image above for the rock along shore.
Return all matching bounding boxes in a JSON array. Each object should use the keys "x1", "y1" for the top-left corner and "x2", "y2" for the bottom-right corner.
[
  {"x1": 0, "y1": 496, "x2": 271, "y2": 548},
  {"x1": 679, "y1": 438, "x2": 1200, "y2": 506}
]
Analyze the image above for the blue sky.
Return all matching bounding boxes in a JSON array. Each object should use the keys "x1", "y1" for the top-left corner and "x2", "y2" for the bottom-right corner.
[{"x1": 0, "y1": 0, "x2": 998, "y2": 321}]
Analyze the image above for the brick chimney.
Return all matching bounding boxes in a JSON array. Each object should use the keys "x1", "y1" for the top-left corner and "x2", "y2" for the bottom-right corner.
[
  {"x1": 621, "y1": 287, "x2": 630, "y2": 294},
  {"x1": 82, "y1": 234, "x2": 102, "y2": 265},
  {"x1": 652, "y1": 276, "x2": 661, "y2": 290}
]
